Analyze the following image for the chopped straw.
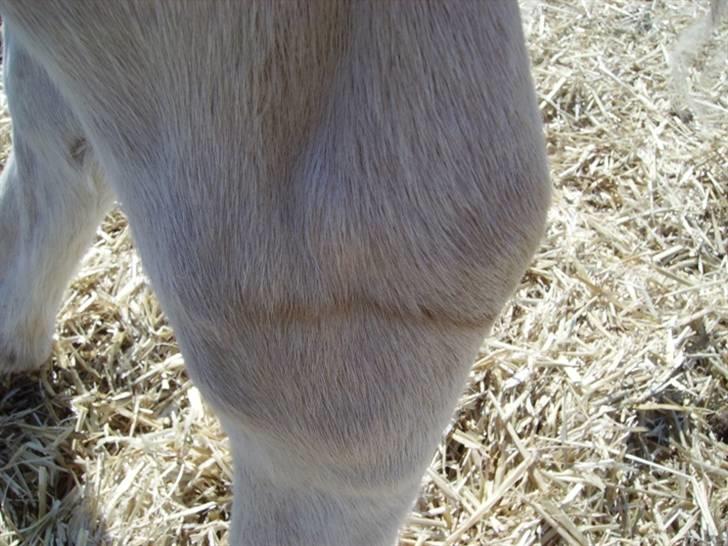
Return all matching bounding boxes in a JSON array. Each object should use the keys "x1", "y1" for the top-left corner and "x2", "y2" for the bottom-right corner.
[{"x1": 1, "y1": 0, "x2": 726, "y2": 544}]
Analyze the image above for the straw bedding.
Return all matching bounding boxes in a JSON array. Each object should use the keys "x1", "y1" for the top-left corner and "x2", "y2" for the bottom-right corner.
[{"x1": 0, "y1": 1, "x2": 726, "y2": 544}]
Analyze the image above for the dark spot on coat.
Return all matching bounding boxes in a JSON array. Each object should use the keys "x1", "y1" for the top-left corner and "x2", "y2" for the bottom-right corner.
[
  {"x1": 69, "y1": 137, "x2": 88, "y2": 165},
  {"x1": 418, "y1": 305, "x2": 435, "y2": 320}
]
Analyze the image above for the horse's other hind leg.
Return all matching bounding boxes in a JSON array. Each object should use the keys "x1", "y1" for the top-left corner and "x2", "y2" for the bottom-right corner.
[{"x1": 0, "y1": 27, "x2": 114, "y2": 372}]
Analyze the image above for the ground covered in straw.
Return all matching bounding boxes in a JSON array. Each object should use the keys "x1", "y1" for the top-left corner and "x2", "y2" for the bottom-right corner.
[{"x1": 1, "y1": 1, "x2": 726, "y2": 545}]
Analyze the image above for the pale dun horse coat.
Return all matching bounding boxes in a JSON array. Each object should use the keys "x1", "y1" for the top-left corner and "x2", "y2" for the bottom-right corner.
[{"x1": 0, "y1": 2, "x2": 550, "y2": 545}]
